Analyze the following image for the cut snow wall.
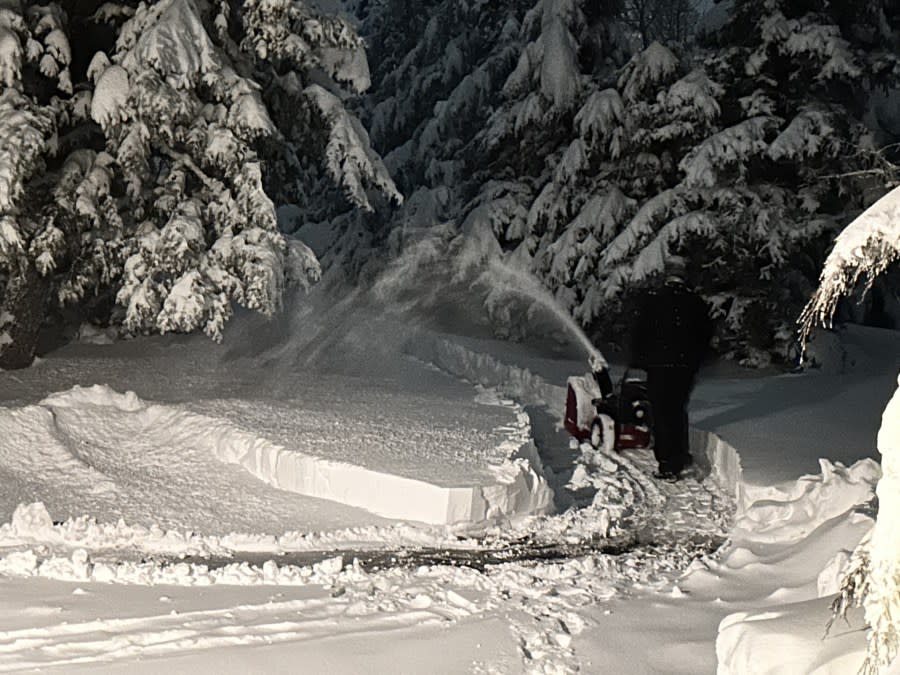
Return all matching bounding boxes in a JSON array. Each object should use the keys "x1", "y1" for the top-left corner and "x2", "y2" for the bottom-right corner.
[
  {"x1": 29, "y1": 385, "x2": 554, "y2": 527},
  {"x1": 691, "y1": 427, "x2": 743, "y2": 508},
  {"x1": 406, "y1": 334, "x2": 567, "y2": 412},
  {"x1": 203, "y1": 404, "x2": 553, "y2": 526},
  {"x1": 411, "y1": 332, "x2": 745, "y2": 503}
]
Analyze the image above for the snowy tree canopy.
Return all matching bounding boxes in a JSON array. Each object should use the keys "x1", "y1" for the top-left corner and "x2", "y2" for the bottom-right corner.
[
  {"x1": 518, "y1": 0, "x2": 900, "y2": 362},
  {"x1": 6, "y1": 0, "x2": 894, "y2": 367},
  {"x1": 0, "y1": 0, "x2": 398, "y2": 367},
  {"x1": 326, "y1": 0, "x2": 896, "y2": 362}
]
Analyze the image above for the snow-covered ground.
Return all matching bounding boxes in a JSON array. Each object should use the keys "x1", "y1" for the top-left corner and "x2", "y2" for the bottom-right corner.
[{"x1": 0, "y1": 289, "x2": 895, "y2": 673}]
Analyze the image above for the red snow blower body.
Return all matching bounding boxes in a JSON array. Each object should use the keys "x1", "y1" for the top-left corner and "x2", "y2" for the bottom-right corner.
[{"x1": 564, "y1": 368, "x2": 652, "y2": 452}]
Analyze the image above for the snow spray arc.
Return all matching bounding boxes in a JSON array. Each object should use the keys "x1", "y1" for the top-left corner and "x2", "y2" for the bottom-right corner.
[{"x1": 483, "y1": 259, "x2": 606, "y2": 366}]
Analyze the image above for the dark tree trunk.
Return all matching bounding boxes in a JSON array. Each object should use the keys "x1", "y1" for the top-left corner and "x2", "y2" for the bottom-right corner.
[{"x1": 0, "y1": 260, "x2": 50, "y2": 370}]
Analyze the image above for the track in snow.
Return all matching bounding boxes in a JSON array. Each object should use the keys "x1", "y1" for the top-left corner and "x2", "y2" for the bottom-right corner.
[{"x1": 176, "y1": 531, "x2": 726, "y2": 574}]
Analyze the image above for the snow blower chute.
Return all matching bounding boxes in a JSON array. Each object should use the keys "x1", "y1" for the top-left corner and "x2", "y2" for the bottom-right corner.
[{"x1": 564, "y1": 355, "x2": 652, "y2": 453}]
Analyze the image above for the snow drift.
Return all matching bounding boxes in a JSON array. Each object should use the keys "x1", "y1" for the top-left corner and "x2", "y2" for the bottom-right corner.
[
  {"x1": 714, "y1": 458, "x2": 880, "y2": 674},
  {"x1": 0, "y1": 384, "x2": 552, "y2": 528}
]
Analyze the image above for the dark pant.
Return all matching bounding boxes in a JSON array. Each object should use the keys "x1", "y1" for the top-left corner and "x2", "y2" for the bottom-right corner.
[{"x1": 646, "y1": 366, "x2": 695, "y2": 473}]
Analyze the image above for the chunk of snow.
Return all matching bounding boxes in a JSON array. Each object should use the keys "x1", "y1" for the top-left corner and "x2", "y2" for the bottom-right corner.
[
  {"x1": 86, "y1": 51, "x2": 110, "y2": 83},
  {"x1": 91, "y1": 64, "x2": 129, "y2": 129},
  {"x1": 0, "y1": 25, "x2": 21, "y2": 86}
]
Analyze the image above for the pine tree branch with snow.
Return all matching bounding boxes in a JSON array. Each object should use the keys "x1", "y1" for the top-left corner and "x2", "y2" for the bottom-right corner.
[{"x1": 800, "y1": 185, "x2": 900, "y2": 343}]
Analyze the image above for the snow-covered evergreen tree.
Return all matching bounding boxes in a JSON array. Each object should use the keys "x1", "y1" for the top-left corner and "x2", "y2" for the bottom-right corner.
[
  {"x1": 318, "y1": 0, "x2": 541, "y2": 281},
  {"x1": 660, "y1": 0, "x2": 899, "y2": 360},
  {"x1": 469, "y1": 0, "x2": 899, "y2": 361},
  {"x1": 453, "y1": 0, "x2": 632, "y2": 333},
  {"x1": 0, "y1": 0, "x2": 397, "y2": 368},
  {"x1": 320, "y1": 0, "x2": 897, "y2": 363}
]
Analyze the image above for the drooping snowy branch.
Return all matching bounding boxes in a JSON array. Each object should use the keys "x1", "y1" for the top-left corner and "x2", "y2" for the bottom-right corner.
[
  {"x1": 800, "y1": 185, "x2": 900, "y2": 342},
  {"x1": 679, "y1": 117, "x2": 778, "y2": 188},
  {"x1": 305, "y1": 84, "x2": 403, "y2": 212},
  {"x1": 618, "y1": 41, "x2": 678, "y2": 102}
]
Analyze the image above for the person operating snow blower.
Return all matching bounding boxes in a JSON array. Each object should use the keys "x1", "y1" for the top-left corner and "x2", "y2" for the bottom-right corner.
[{"x1": 628, "y1": 256, "x2": 712, "y2": 480}]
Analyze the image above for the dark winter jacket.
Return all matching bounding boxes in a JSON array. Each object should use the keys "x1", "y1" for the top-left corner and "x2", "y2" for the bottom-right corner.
[{"x1": 628, "y1": 281, "x2": 713, "y2": 371}]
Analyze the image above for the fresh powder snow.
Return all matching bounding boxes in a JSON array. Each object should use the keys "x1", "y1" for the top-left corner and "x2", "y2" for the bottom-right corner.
[{"x1": 0, "y1": 283, "x2": 893, "y2": 673}]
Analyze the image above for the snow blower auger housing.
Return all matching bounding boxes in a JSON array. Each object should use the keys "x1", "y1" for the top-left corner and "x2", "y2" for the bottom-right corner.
[{"x1": 564, "y1": 367, "x2": 653, "y2": 453}]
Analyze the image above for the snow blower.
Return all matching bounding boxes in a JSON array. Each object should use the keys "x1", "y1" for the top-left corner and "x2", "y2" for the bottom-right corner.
[{"x1": 564, "y1": 360, "x2": 653, "y2": 453}]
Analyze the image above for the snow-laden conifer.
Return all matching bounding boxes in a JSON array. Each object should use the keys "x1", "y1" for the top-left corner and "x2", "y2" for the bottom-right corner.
[
  {"x1": 0, "y1": 0, "x2": 396, "y2": 367},
  {"x1": 338, "y1": 0, "x2": 898, "y2": 362}
]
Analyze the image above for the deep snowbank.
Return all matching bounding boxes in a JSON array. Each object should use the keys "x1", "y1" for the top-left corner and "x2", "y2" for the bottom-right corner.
[
  {"x1": 208, "y1": 386, "x2": 553, "y2": 526},
  {"x1": 0, "y1": 384, "x2": 552, "y2": 527},
  {"x1": 714, "y1": 473, "x2": 888, "y2": 672},
  {"x1": 694, "y1": 326, "x2": 900, "y2": 486},
  {"x1": 732, "y1": 459, "x2": 880, "y2": 544},
  {"x1": 717, "y1": 599, "x2": 866, "y2": 675},
  {"x1": 713, "y1": 459, "x2": 879, "y2": 673},
  {"x1": 712, "y1": 328, "x2": 900, "y2": 674}
]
